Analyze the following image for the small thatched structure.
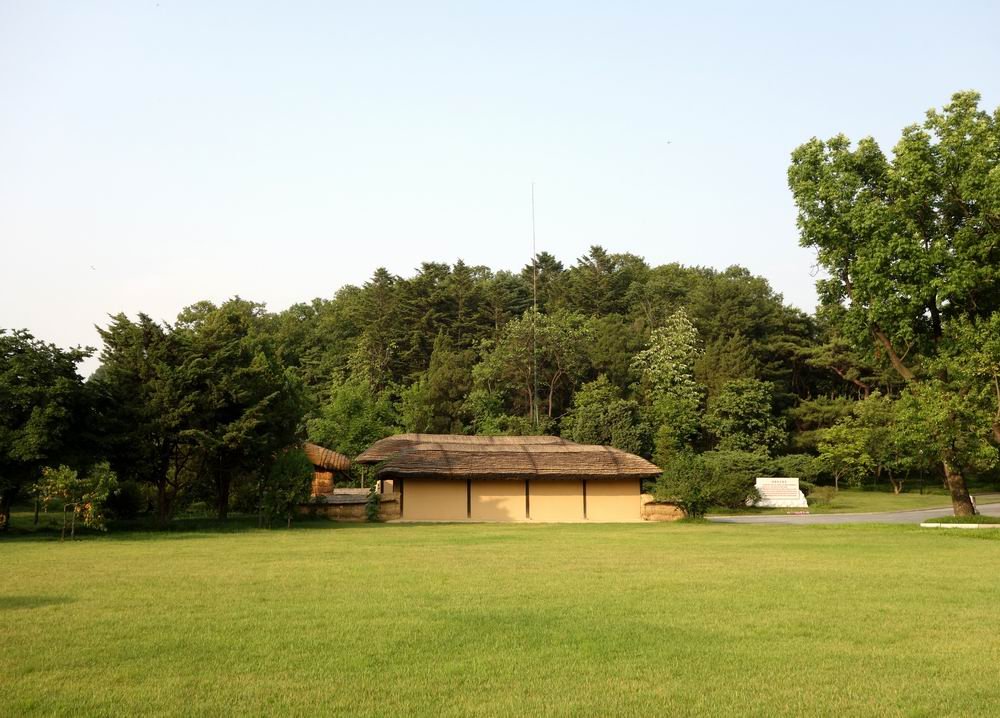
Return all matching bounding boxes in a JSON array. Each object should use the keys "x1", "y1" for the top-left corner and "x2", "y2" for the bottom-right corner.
[
  {"x1": 303, "y1": 442, "x2": 351, "y2": 472},
  {"x1": 303, "y1": 442, "x2": 351, "y2": 496},
  {"x1": 354, "y1": 433, "x2": 571, "y2": 465},
  {"x1": 378, "y1": 442, "x2": 661, "y2": 481}
]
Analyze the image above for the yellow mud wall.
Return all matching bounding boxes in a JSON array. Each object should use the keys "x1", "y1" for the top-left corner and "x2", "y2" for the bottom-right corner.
[
  {"x1": 471, "y1": 480, "x2": 526, "y2": 521},
  {"x1": 529, "y1": 480, "x2": 584, "y2": 522},
  {"x1": 402, "y1": 480, "x2": 467, "y2": 520},
  {"x1": 586, "y1": 479, "x2": 642, "y2": 522}
]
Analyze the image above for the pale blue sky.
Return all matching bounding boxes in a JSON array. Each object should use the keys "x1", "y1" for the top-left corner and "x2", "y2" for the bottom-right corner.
[{"x1": 2, "y1": 1, "x2": 998, "y2": 374}]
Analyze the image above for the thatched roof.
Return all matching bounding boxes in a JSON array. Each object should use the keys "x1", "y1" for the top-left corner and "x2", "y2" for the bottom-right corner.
[
  {"x1": 303, "y1": 442, "x2": 351, "y2": 472},
  {"x1": 376, "y1": 442, "x2": 660, "y2": 481},
  {"x1": 354, "y1": 433, "x2": 572, "y2": 465}
]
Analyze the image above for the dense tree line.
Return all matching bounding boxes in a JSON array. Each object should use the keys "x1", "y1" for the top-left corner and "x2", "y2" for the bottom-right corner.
[{"x1": 1, "y1": 91, "x2": 998, "y2": 528}]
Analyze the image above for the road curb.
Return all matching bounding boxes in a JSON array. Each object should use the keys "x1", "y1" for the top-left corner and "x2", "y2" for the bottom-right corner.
[{"x1": 919, "y1": 522, "x2": 1000, "y2": 530}]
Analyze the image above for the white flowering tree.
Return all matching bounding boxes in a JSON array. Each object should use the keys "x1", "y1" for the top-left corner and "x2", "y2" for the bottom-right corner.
[{"x1": 631, "y1": 309, "x2": 704, "y2": 461}]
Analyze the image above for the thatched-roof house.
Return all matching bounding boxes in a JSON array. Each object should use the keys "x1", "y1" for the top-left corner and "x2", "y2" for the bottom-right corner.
[
  {"x1": 355, "y1": 433, "x2": 570, "y2": 465},
  {"x1": 303, "y1": 442, "x2": 351, "y2": 496},
  {"x1": 365, "y1": 434, "x2": 659, "y2": 522},
  {"x1": 379, "y1": 442, "x2": 659, "y2": 481}
]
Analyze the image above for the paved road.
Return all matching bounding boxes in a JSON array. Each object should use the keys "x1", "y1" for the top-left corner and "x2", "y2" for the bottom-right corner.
[{"x1": 709, "y1": 495, "x2": 1000, "y2": 525}]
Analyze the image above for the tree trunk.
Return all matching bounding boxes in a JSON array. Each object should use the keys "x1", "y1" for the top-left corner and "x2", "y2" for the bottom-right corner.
[
  {"x1": 0, "y1": 492, "x2": 11, "y2": 532},
  {"x1": 215, "y1": 473, "x2": 231, "y2": 521},
  {"x1": 33, "y1": 498, "x2": 40, "y2": 525},
  {"x1": 70, "y1": 507, "x2": 77, "y2": 540},
  {"x1": 942, "y1": 460, "x2": 976, "y2": 516},
  {"x1": 156, "y1": 481, "x2": 171, "y2": 527},
  {"x1": 547, "y1": 370, "x2": 564, "y2": 419}
]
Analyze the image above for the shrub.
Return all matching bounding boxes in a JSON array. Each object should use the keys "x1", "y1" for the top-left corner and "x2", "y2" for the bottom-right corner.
[
  {"x1": 808, "y1": 486, "x2": 837, "y2": 506},
  {"x1": 106, "y1": 480, "x2": 145, "y2": 520},
  {"x1": 365, "y1": 487, "x2": 381, "y2": 522},
  {"x1": 769, "y1": 454, "x2": 821, "y2": 484},
  {"x1": 700, "y1": 450, "x2": 770, "y2": 492},
  {"x1": 262, "y1": 449, "x2": 314, "y2": 528},
  {"x1": 561, "y1": 375, "x2": 649, "y2": 456},
  {"x1": 35, "y1": 462, "x2": 118, "y2": 539},
  {"x1": 183, "y1": 501, "x2": 211, "y2": 518},
  {"x1": 653, "y1": 452, "x2": 760, "y2": 518}
]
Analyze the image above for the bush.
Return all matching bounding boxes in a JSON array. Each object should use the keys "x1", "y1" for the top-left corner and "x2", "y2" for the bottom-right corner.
[
  {"x1": 798, "y1": 480, "x2": 816, "y2": 497},
  {"x1": 183, "y1": 501, "x2": 212, "y2": 518},
  {"x1": 768, "y1": 454, "x2": 821, "y2": 484},
  {"x1": 365, "y1": 487, "x2": 381, "y2": 522},
  {"x1": 106, "y1": 480, "x2": 145, "y2": 519},
  {"x1": 231, "y1": 478, "x2": 263, "y2": 515},
  {"x1": 262, "y1": 449, "x2": 314, "y2": 528},
  {"x1": 808, "y1": 486, "x2": 837, "y2": 506},
  {"x1": 653, "y1": 452, "x2": 761, "y2": 518},
  {"x1": 35, "y1": 462, "x2": 118, "y2": 538},
  {"x1": 701, "y1": 450, "x2": 770, "y2": 490}
]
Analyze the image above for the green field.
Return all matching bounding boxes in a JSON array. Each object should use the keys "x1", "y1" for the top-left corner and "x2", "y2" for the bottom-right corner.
[{"x1": 3, "y1": 521, "x2": 999, "y2": 717}]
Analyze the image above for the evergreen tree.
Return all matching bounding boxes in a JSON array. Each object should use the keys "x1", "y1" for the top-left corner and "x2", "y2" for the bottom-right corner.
[{"x1": 0, "y1": 330, "x2": 92, "y2": 530}]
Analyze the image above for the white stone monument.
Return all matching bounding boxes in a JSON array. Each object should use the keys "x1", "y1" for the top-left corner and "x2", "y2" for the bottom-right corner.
[{"x1": 753, "y1": 477, "x2": 808, "y2": 508}]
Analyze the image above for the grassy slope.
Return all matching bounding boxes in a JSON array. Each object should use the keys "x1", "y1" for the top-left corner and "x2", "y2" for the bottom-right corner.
[
  {"x1": 2, "y1": 522, "x2": 999, "y2": 717},
  {"x1": 712, "y1": 488, "x2": 1000, "y2": 515}
]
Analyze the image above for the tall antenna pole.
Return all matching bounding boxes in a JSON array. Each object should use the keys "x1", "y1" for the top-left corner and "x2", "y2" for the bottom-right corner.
[{"x1": 531, "y1": 182, "x2": 539, "y2": 429}]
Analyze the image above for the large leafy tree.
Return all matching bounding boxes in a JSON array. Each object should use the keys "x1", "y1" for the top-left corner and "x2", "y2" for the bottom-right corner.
[
  {"x1": 844, "y1": 392, "x2": 929, "y2": 494},
  {"x1": 0, "y1": 330, "x2": 91, "y2": 530},
  {"x1": 704, "y1": 379, "x2": 786, "y2": 454},
  {"x1": 560, "y1": 375, "x2": 647, "y2": 455},
  {"x1": 308, "y1": 378, "x2": 399, "y2": 459},
  {"x1": 631, "y1": 309, "x2": 704, "y2": 457},
  {"x1": 788, "y1": 91, "x2": 1000, "y2": 515},
  {"x1": 177, "y1": 299, "x2": 305, "y2": 520},
  {"x1": 473, "y1": 309, "x2": 590, "y2": 424}
]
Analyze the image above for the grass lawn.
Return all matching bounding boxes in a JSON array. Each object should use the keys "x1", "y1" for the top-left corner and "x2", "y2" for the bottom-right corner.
[
  {"x1": 3, "y1": 519, "x2": 1000, "y2": 717},
  {"x1": 711, "y1": 487, "x2": 1000, "y2": 516}
]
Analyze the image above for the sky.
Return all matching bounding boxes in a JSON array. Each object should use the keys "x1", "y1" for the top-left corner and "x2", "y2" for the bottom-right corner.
[{"x1": 2, "y1": 1, "x2": 999, "y2": 375}]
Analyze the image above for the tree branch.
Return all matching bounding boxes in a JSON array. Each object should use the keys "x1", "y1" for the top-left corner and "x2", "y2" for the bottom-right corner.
[{"x1": 872, "y1": 326, "x2": 916, "y2": 381}]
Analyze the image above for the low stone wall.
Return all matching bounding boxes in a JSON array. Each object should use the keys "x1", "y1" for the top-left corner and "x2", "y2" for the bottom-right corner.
[
  {"x1": 378, "y1": 494, "x2": 401, "y2": 521},
  {"x1": 640, "y1": 494, "x2": 685, "y2": 521},
  {"x1": 300, "y1": 492, "x2": 400, "y2": 522}
]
